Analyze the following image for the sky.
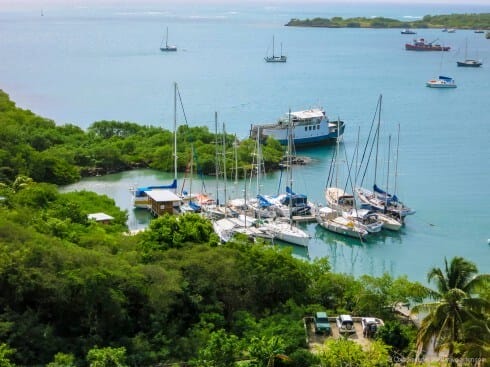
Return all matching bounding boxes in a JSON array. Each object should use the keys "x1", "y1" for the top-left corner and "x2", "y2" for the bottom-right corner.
[{"x1": 1, "y1": 0, "x2": 489, "y2": 10}]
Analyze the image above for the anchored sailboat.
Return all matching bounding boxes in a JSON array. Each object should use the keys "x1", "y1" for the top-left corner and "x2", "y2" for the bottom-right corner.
[
  {"x1": 160, "y1": 27, "x2": 177, "y2": 52},
  {"x1": 457, "y1": 38, "x2": 482, "y2": 67},
  {"x1": 264, "y1": 35, "x2": 287, "y2": 63}
]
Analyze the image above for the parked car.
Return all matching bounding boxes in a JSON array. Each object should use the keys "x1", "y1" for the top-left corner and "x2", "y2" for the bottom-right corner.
[
  {"x1": 314, "y1": 312, "x2": 331, "y2": 335},
  {"x1": 362, "y1": 317, "x2": 384, "y2": 338},
  {"x1": 336, "y1": 314, "x2": 355, "y2": 333}
]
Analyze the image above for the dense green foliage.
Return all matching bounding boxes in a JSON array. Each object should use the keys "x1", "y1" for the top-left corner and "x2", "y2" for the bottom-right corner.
[
  {"x1": 286, "y1": 13, "x2": 490, "y2": 29},
  {"x1": 0, "y1": 93, "x2": 488, "y2": 366},
  {"x1": 413, "y1": 257, "x2": 490, "y2": 366},
  {"x1": 0, "y1": 90, "x2": 284, "y2": 186}
]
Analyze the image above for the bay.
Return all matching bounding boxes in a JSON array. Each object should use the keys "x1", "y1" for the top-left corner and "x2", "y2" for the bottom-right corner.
[{"x1": 1, "y1": 2, "x2": 489, "y2": 282}]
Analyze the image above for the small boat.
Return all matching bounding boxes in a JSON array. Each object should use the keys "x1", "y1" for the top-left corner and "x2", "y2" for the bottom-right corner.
[
  {"x1": 250, "y1": 108, "x2": 345, "y2": 147},
  {"x1": 447, "y1": 29, "x2": 456, "y2": 33},
  {"x1": 487, "y1": 31, "x2": 490, "y2": 39},
  {"x1": 356, "y1": 185, "x2": 415, "y2": 218},
  {"x1": 264, "y1": 187, "x2": 313, "y2": 218},
  {"x1": 405, "y1": 38, "x2": 450, "y2": 51},
  {"x1": 400, "y1": 29, "x2": 416, "y2": 35},
  {"x1": 457, "y1": 39, "x2": 482, "y2": 67},
  {"x1": 261, "y1": 219, "x2": 310, "y2": 247},
  {"x1": 264, "y1": 35, "x2": 287, "y2": 63},
  {"x1": 316, "y1": 207, "x2": 368, "y2": 240},
  {"x1": 457, "y1": 59, "x2": 482, "y2": 67},
  {"x1": 426, "y1": 75, "x2": 457, "y2": 88},
  {"x1": 160, "y1": 27, "x2": 177, "y2": 52},
  {"x1": 371, "y1": 211, "x2": 403, "y2": 231},
  {"x1": 474, "y1": 30, "x2": 484, "y2": 33},
  {"x1": 342, "y1": 208, "x2": 384, "y2": 233},
  {"x1": 213, "y1": 215, "x2": 274, "y2": 243}
]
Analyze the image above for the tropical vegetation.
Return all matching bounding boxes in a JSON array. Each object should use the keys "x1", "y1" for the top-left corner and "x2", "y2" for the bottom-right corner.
[
  {"x1": 0, "y1": 89, "x2": 284, "y2": 186},
  {"x1": 0, "y1": 92, "x2": 488, "y2": 366},
  {"x1": 286, "y1": 13, "x2": 490, "y2": 30}
]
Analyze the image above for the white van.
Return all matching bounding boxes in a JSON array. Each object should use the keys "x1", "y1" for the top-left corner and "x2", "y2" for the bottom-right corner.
[{"x1": 336, "y1": 314, "x2": 355, "y2": 333}]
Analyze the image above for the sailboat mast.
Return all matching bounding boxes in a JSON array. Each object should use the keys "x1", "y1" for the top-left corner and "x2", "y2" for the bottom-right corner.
[
  {"x1": 215, "y1": 112, "x2": 219, "y2": 205},
  {"x1": 173, "y1": 82, "x2": 178, "y2": 192},
  {"x1": 272, "y1": 35, "x2": 275, "y2": 58},
  {"x1": 190, "y1": 144, "x2": 194, "y2": 199},
  {"x1": 166, "y1": 27, "x2": 169, "y2": 48},
  {"x1": 222, "y1": 122, "x2": 228, "y2": 208},
  {"x1": 374, "y1": 94, "x2": 382, "y2": 186},
  {"x1": 394, "y1": 124, "x2": 400, "y2": 196},
  {"x1": 256, "y1": 127, "x2": 261, "y2": 195},
  {"x1": 386, "y1": 135, "x2": 391, "y2": 208},
  {"x1": 287, "y1": 109, "x2": 293, "y2": 227}
]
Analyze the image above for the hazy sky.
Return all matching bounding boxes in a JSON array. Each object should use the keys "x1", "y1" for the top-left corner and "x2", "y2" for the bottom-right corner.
[{"x1": 1, "y1": 0, "x2": 489, "y2": 9}]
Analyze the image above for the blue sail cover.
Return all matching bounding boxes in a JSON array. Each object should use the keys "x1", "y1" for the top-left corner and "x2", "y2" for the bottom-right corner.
[
  {"x1": 286, "y1": 186, "x2": 296, "y2": 195},
  {"x1": 188, "y1": 201, "x2": 201, "y2": 211},
  {"x1": 135, "y1": 179, "x2": 178, "y2": 197},
  {"x1": 257, "y1": 195, "x2": 273, "y2": 208},
  {"x1": 373, "y1": 184, "x2": 399, "y2": 204},
  {"x1": 280, "y1": 194, "x2": 308, "y2": 207},
  {"x1": 439, "y1": 75, "x2": 454, "y2": 82}
]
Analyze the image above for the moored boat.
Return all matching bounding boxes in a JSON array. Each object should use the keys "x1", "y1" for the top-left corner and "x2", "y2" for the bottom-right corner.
[
  {"x1": 261, "y1": 219, "x2": 310, "y2": 246},
  {"x1": 316, "y1": 206, "x2": 368, "y2": 240},
  {"x1": 426, "y1": 75, "x2": 457, "y2": 88},
  {"x1": 405, "y1": 38, "x2": 450, "y2": 51},
  {"x1": 356, "y1": 185, "x2": 415, "y2": 218},
  {"x1": 264, "y1": 35, "x2": 287, "y2": 63},
  {"x1": 457, "y1": 39, "x2": 482, "y2": 67},
  {"x1": 401, "y1": 29, "x2": 416, "y2": 35},
  {"x1": 160, "y1": 27, "x2": 177, "y2": 52},
  {"x1": 457, "y1": 59, "x2": 482, "y2": 67},
  {"x1": 250, "y1": 108, "x2": 345, "y2": 147}
]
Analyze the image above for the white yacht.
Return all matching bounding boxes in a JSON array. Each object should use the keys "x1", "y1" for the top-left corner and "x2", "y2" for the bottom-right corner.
[{"x1": 250, "y1": 108, "x2": 345, "y2": 147}]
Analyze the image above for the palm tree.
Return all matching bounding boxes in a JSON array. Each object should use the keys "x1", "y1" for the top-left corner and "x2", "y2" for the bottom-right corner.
[{"x1": 413, "y1": 257, "x2": 490, "y2": 366}]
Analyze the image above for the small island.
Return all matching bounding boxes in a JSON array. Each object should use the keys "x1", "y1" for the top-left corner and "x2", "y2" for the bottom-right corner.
[{"x1": 285, "y1": 13, "x2": 490, "y2": 30}]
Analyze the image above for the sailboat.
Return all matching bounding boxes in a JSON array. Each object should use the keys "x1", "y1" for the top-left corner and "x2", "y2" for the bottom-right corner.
[
  {"x1": 355, "y1": 95, "x2": 414, "y2": 222},
  {"x1": 260, "y1": 112, "x2": 310, "y2": 247},
  {"x1": 457, "y1": 38, "x2": 482, "y2": 67},
  {"x1": 160, "y1": 27, "x2": 177, "y2": 52},
  {"x1": 426, "y1": 45, "x2": 457, "y2": 88},
  {"x1": 317, "y1": 129, "x2": 376, "y2": 239},
  {"x1": 264, "y1": 35, "x2": 287, "y2": 63}
]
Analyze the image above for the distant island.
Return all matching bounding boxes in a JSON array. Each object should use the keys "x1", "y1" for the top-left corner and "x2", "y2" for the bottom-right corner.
[{"x1": 285, "y1": 13, "x2": 490, "y2": 29}]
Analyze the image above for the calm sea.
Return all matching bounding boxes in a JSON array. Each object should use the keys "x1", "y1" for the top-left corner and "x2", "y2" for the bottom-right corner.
[{"x1": 1, "y1": 2, "x2": 489, "y2": 282}]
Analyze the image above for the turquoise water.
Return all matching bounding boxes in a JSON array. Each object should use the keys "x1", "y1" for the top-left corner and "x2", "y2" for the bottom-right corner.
[{"x1": 2, "y1": 2, "x2": 489, "y2": 282}]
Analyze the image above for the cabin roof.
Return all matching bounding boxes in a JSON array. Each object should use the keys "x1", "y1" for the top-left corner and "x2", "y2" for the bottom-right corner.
[
  {"x1": 146, "y1": 190, "x2": 181, "y2": 202},
  {"x1": 289, "y1": 109, "x2": 324, "y2": 120}
]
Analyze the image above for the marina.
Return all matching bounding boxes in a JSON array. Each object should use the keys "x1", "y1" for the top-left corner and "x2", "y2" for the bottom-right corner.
[{"x1": 2, "y1": 2, "x2": 489, "y2": 282}]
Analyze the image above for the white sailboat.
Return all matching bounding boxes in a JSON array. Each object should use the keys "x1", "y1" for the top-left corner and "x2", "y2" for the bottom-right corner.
[
  {"x1": 316, "y1": 206, "x2": 369, "y2": 239},
  {"x1": 160, "y1": 27, "x2": 177, "y2": 52},
  {"x1": 317, "y1": 133, "x2": 372, "y2": 240},
  {"x1": 264, "y1": 35, "x2": 287, "y2": 63},
  {"x1": 261, "y1": 112, "x2": 310, "y2": 247},
  {"x1": 355, "y1": 95, "x2": 413, "y2": 223}
]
